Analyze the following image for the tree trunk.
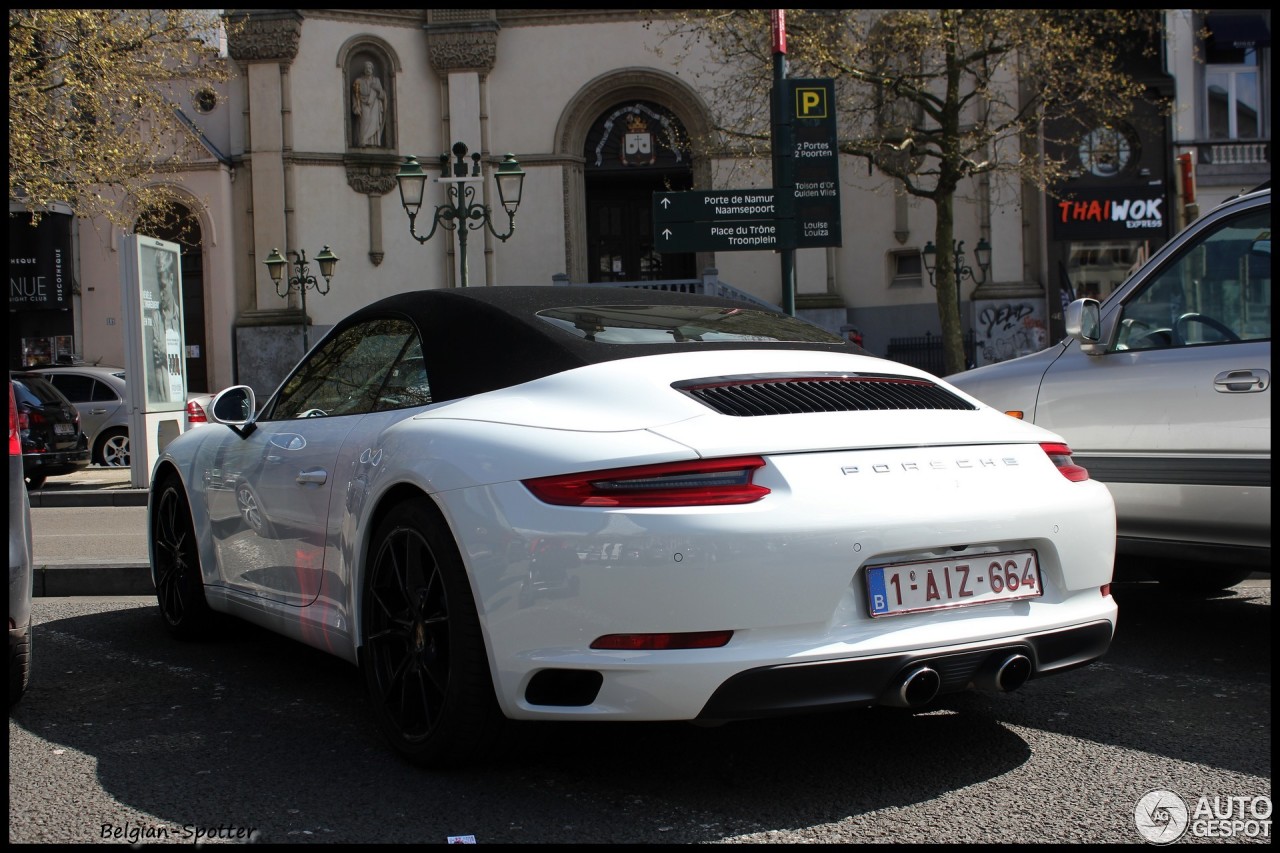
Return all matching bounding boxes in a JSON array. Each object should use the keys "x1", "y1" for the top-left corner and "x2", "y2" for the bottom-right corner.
[{"x1": 933, "y1": 194, "x2": 966, "y2": 377}]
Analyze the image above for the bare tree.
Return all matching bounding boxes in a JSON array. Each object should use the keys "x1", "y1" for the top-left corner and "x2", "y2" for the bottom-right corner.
[
  {"x1": 654, "y1": 9, "x2": 1166, "y2": 374},
  {"x1": 9, "y1": 9, "x2": 234, "y2": 229}
]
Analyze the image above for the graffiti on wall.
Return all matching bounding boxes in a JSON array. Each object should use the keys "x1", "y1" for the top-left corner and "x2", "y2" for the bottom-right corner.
[{"x1": 974, "y1": 300, "x2": 1048, "y2": 366}]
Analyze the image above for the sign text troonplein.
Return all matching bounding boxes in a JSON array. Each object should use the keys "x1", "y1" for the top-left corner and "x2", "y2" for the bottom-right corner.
[{"x1": 653, "y1": 189, "x2": 788, "y2": 253}]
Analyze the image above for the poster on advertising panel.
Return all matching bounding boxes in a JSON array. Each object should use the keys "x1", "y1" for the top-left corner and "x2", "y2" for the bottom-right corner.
[
  {"x1": 120, "y1": 234, "x2": 188, "y2": 488},
  {"x1": 121, "y1": 235, "x2": 187, "y2": 412}
]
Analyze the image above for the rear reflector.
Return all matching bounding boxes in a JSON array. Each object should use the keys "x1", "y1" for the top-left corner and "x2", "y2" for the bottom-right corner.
[
  {"x1": 1040, "y1": 442, "x2": 1089, "y2": 482},
  {"x1": 9, "y1": 384, "x2": 21, "y2": 456},
  {"x1": 524, "y1": 456, "x2": 769, "y2": 507},
  {"x1": 591, "y1": 631, "x2": 734, "y2": 650}
]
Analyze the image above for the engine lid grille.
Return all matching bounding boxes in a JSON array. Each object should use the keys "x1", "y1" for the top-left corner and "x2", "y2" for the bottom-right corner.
[{"x1": 673, "y1": 373, "x2": 977, "y2": 417}]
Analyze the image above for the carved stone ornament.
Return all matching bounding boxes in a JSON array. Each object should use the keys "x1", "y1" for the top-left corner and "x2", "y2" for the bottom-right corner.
[
  {"x1": 226, "y1": 11, "x2": 302, "y2": 63},
  {"x1": 344, "y1": 156, "x2": 401, "y2": 196},
  {"x1": 427, "y1": 28, "x2": 498, "y2": 73}
]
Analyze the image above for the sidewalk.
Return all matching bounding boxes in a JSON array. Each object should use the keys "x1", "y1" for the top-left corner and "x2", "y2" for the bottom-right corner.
[
  {"x1": 28, "y1": 466, "x2": 154, "y2": 596},
  {"x1": 27, "y1": 464, "x2": 148, "y2": 508}
]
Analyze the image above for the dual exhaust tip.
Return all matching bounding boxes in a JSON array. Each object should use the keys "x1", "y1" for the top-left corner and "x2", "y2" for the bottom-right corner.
[{"x1": 884, "y1": 652, "x2": 1032, "y2": 708}]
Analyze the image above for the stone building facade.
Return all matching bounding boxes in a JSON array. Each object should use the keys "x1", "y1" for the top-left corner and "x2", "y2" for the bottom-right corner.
[{"x1": 12, "y1": 10, "x2": 1269, "y2": 398}]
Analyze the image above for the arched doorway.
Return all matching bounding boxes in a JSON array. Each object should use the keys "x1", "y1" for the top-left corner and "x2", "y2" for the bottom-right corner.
[
  {"x1": 139, "y1": 204, "x2": 209, "y2": 392},
  {"x1": 583, "y1": 101, "x2": 695, "y2": 282}
]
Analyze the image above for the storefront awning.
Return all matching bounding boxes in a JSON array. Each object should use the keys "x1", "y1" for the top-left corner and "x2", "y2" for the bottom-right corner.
[{"x1": 1206, "y1": 14, "x2": 1271, "y2": 50}]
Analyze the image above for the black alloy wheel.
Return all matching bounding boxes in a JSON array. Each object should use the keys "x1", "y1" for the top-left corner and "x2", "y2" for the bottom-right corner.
[
  {"x1": 361, "y1": 498, "x2": 502, "y2": 767},
  {"x1": 152, "y1": 476, "x2": 213, "y2": 638}
]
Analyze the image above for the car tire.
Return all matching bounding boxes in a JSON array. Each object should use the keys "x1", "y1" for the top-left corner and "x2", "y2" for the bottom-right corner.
[
  {"x1": 24, "y1": 474, "x2": 46, "y2": 490},
  {"x1": 97, "y1": 428, "x2": 130, "y2": 467},
  {"x1": 9, "y1": 633, "x2": 30, "y2": 708},
  {"x1": 360, "y1": 497, "x2": 505, "y2": 767},
  {"x1": 152, "y1": 475, "x2": 214, "y2": 639}
]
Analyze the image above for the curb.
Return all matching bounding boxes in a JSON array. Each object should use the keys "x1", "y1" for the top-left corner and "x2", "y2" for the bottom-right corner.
[
  {"x1": 29, "y1": 489, "x2": 149, "y2": 508},
  {"x1": 34, "y1": 561, "x2": 154, "y2": 597}
]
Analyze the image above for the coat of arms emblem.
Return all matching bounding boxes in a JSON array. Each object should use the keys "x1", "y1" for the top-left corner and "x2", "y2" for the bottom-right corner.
[{"x1": 621, "y1": 113, "x2": 656, "y2": 166}]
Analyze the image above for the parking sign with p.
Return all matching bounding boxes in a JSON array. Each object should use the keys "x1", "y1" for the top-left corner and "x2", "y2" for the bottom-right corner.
[{"x1": 795, "y1": 86, "x2": 828, "y2": 119}]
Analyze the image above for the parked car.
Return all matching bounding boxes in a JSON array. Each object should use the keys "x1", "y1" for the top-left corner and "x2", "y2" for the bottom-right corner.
[
  {"x1": 949, "y1": 183, "x2": 1270, "y2": 594},
  {"x1": 10, "y1": 371, "x2": 90, "y2": 488},
  {"x1": 150, "y1": 285, "x2": 1117, "y2": 768},
  {"x1": 34, "y1": 365, "x2": 215, "y2": 468},
  {"x1": 9, "y1": 380, "x2": 34, "y2": 707}
]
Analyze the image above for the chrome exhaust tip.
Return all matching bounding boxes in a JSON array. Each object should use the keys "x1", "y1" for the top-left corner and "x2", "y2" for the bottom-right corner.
[
  {"x1": 883, "y1": 665, "x2": 941, "y2": 708},
  {"x1": 977, "y1": 653, "x2": 1033, "y2": 693}
]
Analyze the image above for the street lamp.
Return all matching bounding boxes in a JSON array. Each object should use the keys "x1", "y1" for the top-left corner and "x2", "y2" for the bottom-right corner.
[
  {"x1": 921, "y1": 238, "x2": 991, "y2": 289},
  {"x1": 263, "y1": 245, "x2": 339, "y2": 352},
  {"x1": 396, "y1": 142, "x2": 526, "y2": 288}
]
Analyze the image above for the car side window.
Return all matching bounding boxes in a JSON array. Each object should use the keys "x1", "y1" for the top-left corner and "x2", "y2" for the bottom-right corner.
[
  {"x1": 48, "y1": 374, "x2": 94, "y2": 403},
  {"x1": 373, "y1": 338, "x2": 432, "y2": 412},
  {"x1": 268, "y1": 318, "x2": 419, "y2": 420},
  {"x1": 91, "y1": 379, "x2": 120, "y2": 403},
  {"x1": 1113, "y1": 206, "x2": 1271, "y2": 352}
]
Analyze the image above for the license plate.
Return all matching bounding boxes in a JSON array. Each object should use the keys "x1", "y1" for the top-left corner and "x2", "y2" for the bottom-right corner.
[
  {"x1": 54, "y1": 423, "x2": 74, "y2": 435},
  {"x1": 866, "y1": 550, "x2": 1042, "y2": 617}
]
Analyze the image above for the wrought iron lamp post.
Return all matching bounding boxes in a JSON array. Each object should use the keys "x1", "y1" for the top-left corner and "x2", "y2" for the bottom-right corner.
[
  {"x1": 395, "y1": 142, "x2": 526, "y2": 288},
  {"x1": 263, "y1": 245, "x2": 339, "y2": 352},
  {"x1": 921, "y1": 238, "x2": 992, "y2": 312}
]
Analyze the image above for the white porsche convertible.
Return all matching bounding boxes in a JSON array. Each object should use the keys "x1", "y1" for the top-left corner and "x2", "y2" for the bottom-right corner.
[{"x1": 149, "y1": 286, "x2": 1117, "y2": 767}]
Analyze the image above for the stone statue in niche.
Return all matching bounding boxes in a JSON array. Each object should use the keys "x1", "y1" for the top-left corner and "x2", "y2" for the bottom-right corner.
[{"x1": 351, "y1": 59, "x2": 387, "y2": 147}]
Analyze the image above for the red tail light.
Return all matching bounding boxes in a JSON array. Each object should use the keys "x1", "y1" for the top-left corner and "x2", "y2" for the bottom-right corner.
[
  {"x1": 524, "y1": 456, "x2": 770, "y2": 507},
  {"x1": 591, "y1": 631, "x2": 734, "y2": 650},
  {"x1": 1040, "y1": 442, "x2": 1089, "y2": 482},
  {"x1": 8, "y1": 384, "x2": 20, "y2": 457},
  {"x1": 186, "y1": 400, "x2": 208, "y2": 424}
]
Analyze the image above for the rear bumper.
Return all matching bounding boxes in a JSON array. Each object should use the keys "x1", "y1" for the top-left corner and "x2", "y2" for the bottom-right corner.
[
  {"x1": 23, "y1": 448, "x2": 91, "y2": 477},
  {"x1": 697, "y1": 620, "x2": 1114, "y2": 720}
]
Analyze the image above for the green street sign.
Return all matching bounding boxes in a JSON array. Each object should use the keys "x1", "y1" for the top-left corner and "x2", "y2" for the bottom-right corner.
[
  {"x1": 655, "y1": 219, "x2": 789, "y2": 253},
  {"x1": 774, "y1": 78, "x2": 842, "y2": 249}
]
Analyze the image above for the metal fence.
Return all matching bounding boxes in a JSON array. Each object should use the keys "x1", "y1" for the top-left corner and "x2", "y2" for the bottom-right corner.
[{"x1": 885, "y1": 330, "x2": 976, "y2": 376}]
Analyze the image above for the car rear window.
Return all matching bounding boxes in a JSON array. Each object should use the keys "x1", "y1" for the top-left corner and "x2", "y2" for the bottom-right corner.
[
  {"x1": 535, "y1": 304, "x2": 844, "y2": 344},
  {"x1": 11, "y1": 374, "x2": 65, "y2": 406}
]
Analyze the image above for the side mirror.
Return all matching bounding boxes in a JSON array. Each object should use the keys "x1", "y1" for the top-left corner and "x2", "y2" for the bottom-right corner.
[
  {"x1": 1065, "y1": 298, "x2": 1103, "y2": 355},
  {"x1": 211, "y1": 385, "x2": 257, "y2": 436}
]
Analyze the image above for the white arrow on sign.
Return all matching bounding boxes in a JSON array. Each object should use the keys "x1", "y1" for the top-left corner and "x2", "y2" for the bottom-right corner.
[
  {"x1": 662, "y1": 228, "x2": 673, "y2": 240},
  {"x1": 660, "y1": 198, "x2": 672, "y2": 209}
]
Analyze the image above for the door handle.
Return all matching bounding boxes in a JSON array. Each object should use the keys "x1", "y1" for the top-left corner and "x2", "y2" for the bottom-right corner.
[
  {"x1": 1213, "y1": 369, "x2": 1270, "y2": 393},
  {"x1": 296, "y1": 468, "x2": 328, "y2": 485}
]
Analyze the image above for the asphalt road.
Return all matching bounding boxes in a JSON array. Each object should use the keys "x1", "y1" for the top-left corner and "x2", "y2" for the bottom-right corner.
[{"x1": 8, "y1": 580, "x2": 1271, "y2": 844}]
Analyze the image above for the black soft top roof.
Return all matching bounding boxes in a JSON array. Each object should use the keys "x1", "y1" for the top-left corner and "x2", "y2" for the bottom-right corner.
[{"x1": 335, "y1": 285, "x2": 859, "y2": 402}]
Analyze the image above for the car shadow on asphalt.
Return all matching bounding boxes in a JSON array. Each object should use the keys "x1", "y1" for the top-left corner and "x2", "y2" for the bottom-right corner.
[{"x1": 15, "y1": 602, "x2": 1035, "y2": 843}]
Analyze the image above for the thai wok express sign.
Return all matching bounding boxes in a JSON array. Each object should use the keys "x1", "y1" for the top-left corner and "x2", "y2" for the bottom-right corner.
[{"x1": 1051, "y1": 186, "x2": 1170, "y2": 242}]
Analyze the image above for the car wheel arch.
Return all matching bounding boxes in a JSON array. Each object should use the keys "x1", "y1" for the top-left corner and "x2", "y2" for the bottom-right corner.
[{"x1": 352, "y1": 483, "x2": 454, "y2": 650}]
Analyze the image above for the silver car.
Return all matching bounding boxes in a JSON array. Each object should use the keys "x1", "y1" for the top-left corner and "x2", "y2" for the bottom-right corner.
[
  {"x1": 949, "y1": 184, "x2": 1270, "y2": 594},
  {"x1": 34, "y1": 365, "x2": 214, "y2": 467}
]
